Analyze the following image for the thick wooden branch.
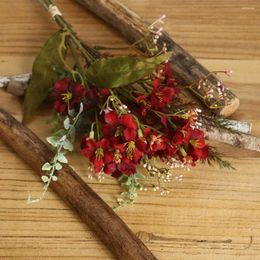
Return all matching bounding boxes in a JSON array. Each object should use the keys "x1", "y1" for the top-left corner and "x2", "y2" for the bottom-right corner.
[
  {"x1": 74, "y1": 0, "x2": 240, "y2": 117},
  {"x1": 0, "y1": 107, "x2": 156, "y2": 260},
  {"x1": 0, "y1": 74, "x2": 30, "y2": 96},
  {"x1": 203, "y1": 127, "x2": 260, "y2": 152}
]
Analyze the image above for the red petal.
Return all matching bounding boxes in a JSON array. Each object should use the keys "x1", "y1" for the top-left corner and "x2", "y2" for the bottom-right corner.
[
  {"x1": 163, "y1": 63, "x2": 172, "y2": 78},
  {"x1": 98, "y1": 138, "x2": 109, "y2": 149},
  {"x1": 101, "y1": 124, "x2": 114, "y2": 137},
  {"x1": 136, "y1": 95, "x2": 147, "y2": 102},
  {"x1": 133, "y1": 149, "x2": 143, "y2": 162},
  {"x1": 99, "y1": 88, "x2": 110, "y2": 97},
  {"x1": 143, "y1": 127, "x2": 151, "y2": 137},
  {"x1": 191, "y1": 128, "x2": 205, "y2": 140},
  {"x1": 123, "y1": 128, "x2": 137, "y2": 141},
  {"x1": 80, "y1": 139, "x2": 96, "y2": 156},
  {"x1": 103, "y1": 151, "x2": 113, "y2": 163},
  {"x1": 54, "y1": 101, "x2": 67, "y2": 113},
  {"x1": 136, "y1": 139, "x2": 147, "y2": 152},
  {"x1": 161, "y1": 87, "x2": 175, "y2": 103},
  {"x1": 120, "y1": 114, "x2": 137, "y2": 129},
  {"x1": 104, "y1": 162, "x2": 116, "y2": 175},
  {"x1": 104, "y1": 111, "x2": 119, "y2": 125},
  {"x1": 118, "y1": 158, "x2": 136, "y2": 175},
  {"x1": 93, "y1": 160, "x2": 103, "y2": 173},
  {"x1": 73, "y1": 83, "x2": 85, "y2": 98},
  {"x1": 161, "y1": 115, "x2": 168, "y2": 127},
  {"x1": 53, "y1": 78, "x2": 70, "y2": 94},
  {"x1": 153, "y1": 78, "x2": 161, "y2": 89}
]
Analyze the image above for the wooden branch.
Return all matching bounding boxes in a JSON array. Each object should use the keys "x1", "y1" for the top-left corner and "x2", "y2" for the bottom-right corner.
[
  {"x1": 0, "y1": 107, "x2": 156, "y2": 260},
  {"x1": 74, "y1": 0, "x2": 240, "y2": 117},
  {"x1": 203, "y1": 127, "x2": 260, "y2": 152},
  {"x1": 0, "y1": 74, "x2": 30, "y2": 96}
]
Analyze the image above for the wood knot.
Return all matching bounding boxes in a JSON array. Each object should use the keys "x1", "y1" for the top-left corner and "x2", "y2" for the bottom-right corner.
[{"x1": 136, "y1": 231, "x2": 153, "y2": 242}]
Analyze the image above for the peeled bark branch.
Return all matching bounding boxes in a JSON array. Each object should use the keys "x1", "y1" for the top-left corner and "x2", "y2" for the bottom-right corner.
[
  {"x1": 0, "y1": 74, "x2": 30, "y2": 96},
  {"x1": 74, "y1": 0, "x2": 240, "y2": 117},
  {"x1": 203, "y1": 127, "x2": 260, "y2": 152},
  {"x1": 0, "y1": 107, "x2": 156, "y2": 260}
]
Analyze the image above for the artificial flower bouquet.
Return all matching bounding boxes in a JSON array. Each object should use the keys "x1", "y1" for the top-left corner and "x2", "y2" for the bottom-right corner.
[{"x1": 26, "y1": 0, "x2": 234, "y2": 207}]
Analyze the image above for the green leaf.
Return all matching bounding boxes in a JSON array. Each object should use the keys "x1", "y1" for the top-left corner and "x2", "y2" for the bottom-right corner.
[
  {"x1": 41, "y1": 175, "x2": 49, "y2": 183},
  {"x1": 63, "y1": 140, "x2": 73, "y2": 151},
  {"x1": 134, "y1": 173, "x2": 145, "y2": 180},
  {"x1": 23, "y1": 31, "x2": 67, "y2": 123},
  {"x1": 86, "y1": 52, "x2": 172, "y2": 89},
  {"x1": 52, "y1": 175, "x2": 58, "y2": 182},
  {"x1": 57, "y1": 153, "x2": 68, "y2": 163},
  {"x1": 63, "y1": 117, "x2": 70, "y2": 130},
  {"x1": 42, "y1": 162, "x2": 52, "y2": 171},
  {"x1": 46, "y1": 136, "x2": 59, "y2": 147},
  {"x1": 55, "y1": 163, "x2": 62, "y2": 171}
]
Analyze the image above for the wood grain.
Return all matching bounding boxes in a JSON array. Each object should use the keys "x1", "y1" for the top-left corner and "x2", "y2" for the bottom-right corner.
[{"x1": 0, "y1": 0, "x2": 260, "y2": 259}]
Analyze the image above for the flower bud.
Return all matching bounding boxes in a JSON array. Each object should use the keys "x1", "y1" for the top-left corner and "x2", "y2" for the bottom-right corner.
[
  {"x1": 89, "y1": 130, "x2": 95, "y2": 139},
  {"x1": 138, "y1": 129, "x2": 143, "y2": 138}
]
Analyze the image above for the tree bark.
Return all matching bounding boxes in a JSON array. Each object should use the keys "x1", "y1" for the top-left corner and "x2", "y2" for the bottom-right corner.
[
  {"x1": 74, "y1": 0, "x2": 240, "y2": 117},
  {"x1": 0, "y1": 107, "x2": 156, "y2": 260},
  {"x1": 203, "y1": 127, "x2": 260, "y2": 152}
]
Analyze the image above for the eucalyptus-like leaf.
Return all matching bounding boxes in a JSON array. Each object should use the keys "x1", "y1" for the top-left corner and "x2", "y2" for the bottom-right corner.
[
  {"x1": 55, "y1": 163, "x2": 62, "y2": 171},
  {"x1": 86, "y1": 52, "x2": 172, "y2": 89},
  {"x1": 134, "y1": 173, "x2": 145, "y2": 179},
  {"x1": 52, "y1": 176, "x2": 58, "y2": 182},
  {"x1": 63, "y1": 140, "x2": 73, "y2": 151},
  {"x1": 79, "y1": 102, "x2": 84, "y2": 114},
  {"x1": 41, "y1": 162, "x2": 52, "y2": 171},
  {"x1": 23, "y1": 31, "x2": 67, "y2": 123},
  {"x1": 46, "y1": 136, "x2": 59, "y2": 147},
  {"x1": 57, "y1": 153, "x2": 68, "y2": 163},
  {"x1": 63, "y1": 117, "x2": 70, "y2": 130},
  {"x1": 41, "y1": 175, "x2": 49, "y2": 183}
]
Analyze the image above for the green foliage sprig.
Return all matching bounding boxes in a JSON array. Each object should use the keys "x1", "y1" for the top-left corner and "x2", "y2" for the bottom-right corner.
[{"x1": 27, "y1": 103, "x2": 84, "y2": 203}]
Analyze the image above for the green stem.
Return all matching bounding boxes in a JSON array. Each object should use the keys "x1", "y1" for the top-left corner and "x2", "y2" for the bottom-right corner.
[{"x1": 37, "y1": 0, "x2": 96, "y2": 64}]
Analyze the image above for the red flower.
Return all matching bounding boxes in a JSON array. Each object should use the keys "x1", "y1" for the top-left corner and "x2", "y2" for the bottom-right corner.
[
  {"x1": 150, "y1": 79, "x2": 175, "y2": 111},
  {"x1": 85, "y1": 88, "x2": 110, "y2": 109},
  {"x1": 52, "y1": 77, "x2": 85, "y2": 113},
  {"x1": 188, "y1": 129, "x2": 209, "y2": 160},
  {"x1": 101, "y1": 111, "x2": 137, "y2": 140},
  {"x1": 81, "y1": 138, "x2": 111, "y2": 173},
  {"x1": 137, "y1": 78, "x2": 175, "y2": 115}
]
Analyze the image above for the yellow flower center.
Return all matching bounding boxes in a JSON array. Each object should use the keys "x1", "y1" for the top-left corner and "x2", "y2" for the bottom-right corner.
[
  {"x1": 61, "y1": 91, "x2": 73, "y2": 103},
  {"x1": 126, "y1": 141, "x2": 136, "y2": 160},
  {"x1": 95, "y1": 148, "x2": 104, "y2": 161}
]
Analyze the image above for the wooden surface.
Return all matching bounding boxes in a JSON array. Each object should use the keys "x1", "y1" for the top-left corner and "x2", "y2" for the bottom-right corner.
[{"x1": 0, "y1": 0, "x2": 260, "y2": 259}]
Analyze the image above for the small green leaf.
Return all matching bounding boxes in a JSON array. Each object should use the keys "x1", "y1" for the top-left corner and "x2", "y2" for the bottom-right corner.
[
  {"x1": 57, "y1": 153, "x2": 68, "y2": 163},
  {"x1": 63, "y1": 140, "x2": 73, "y2": 151},
  {"x1": 86, "y1": 52, "x2": 172, "y2": 89},
  {"x1": 55, "y1": 163, "x2": 62, "y2": 170},
  {"x1": 63, "y1": 117, "x2": 70, "y2": 130},
  {"x1": 46, "y1": 136, "x2": 59, "y2": 147},
  {"x1": 23, "y1": 31, "x2": 67, "y2": 123},
  {"x1": 134, "y1": 173, "x2": 145, "y2": 179},
  {"x1": 42, "y1": 162, "x2": 52, "y2": 171},
  {"x1": 41, "y1": 175, "x2": 49, "y2": 183},
  {"x1": 52, "y1": 175, "x2": 58, "y2": 182}
]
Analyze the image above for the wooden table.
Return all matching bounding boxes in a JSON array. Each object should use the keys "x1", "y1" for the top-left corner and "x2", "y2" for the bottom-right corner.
[{"x1": 1, "y1": 1, "x2": 260, "y2": 259}]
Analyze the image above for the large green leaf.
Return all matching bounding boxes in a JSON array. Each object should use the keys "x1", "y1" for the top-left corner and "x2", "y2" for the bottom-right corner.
[
  {"x1": 23, "y1": 31, "x2": 67, "y2": 123},
  {"x1": 86, "y1": 52, "x2": 172, "y2": 88}
]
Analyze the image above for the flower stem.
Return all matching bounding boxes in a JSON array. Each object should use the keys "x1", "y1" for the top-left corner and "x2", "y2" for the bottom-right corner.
[{"x1": 37, "y1": 0, "x2": 96, "y2": 64}]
